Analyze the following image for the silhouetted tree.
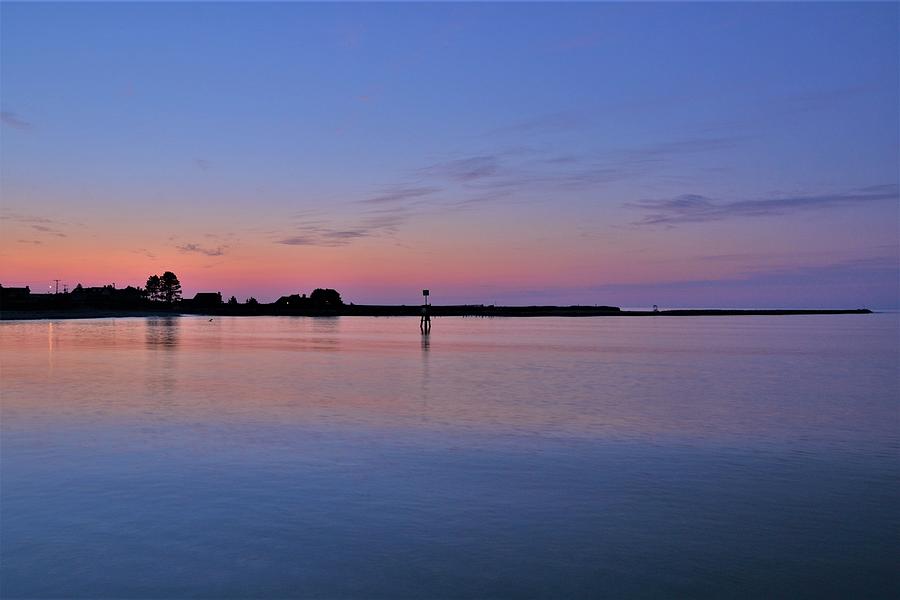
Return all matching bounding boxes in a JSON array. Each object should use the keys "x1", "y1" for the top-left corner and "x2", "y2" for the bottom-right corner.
[
  {"x1": 228, "y1": 295, "x2": 238, "y2": 305},
  {"x1": 309, "y1": 288, "x2": 343, "y2": 307},
  {"x1": 159, "y1": 271, "x2": 182, "y2": 304},
  {"x1": 246, "y1": 297, "x2": 258, "y2": 305},
  {"x1": 145, "y1": 275, "x2": 161, "y2": 301}
]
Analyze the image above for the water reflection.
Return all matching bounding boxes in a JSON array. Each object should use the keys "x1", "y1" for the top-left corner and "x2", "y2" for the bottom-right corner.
[
  {"x1": 2, "y1": 315, "x2": 897, "y2": 443},
  {"x1": 46, "y1": 322, "x2": 56, "y2": 373},
  {"x1": 144, "y1": 317, "x2": 180, "y2": 399},
  {"x1": 307, "y1": 316, "x2": 342, "y2": 351},
  {"x1": 1, "y1": 315, "x2": 898, "y2": 598},
  {"x1": 144, "y1": 316, "x2": 180, "y2": 348}
]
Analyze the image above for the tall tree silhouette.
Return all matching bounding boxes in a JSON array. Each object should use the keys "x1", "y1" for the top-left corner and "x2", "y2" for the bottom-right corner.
[
  {"x1": 159, "y1": 271, "x2": 182, "y2": 304},
  {"x1": 145, "y1": 275, "x2": 161, "y2": 301}
]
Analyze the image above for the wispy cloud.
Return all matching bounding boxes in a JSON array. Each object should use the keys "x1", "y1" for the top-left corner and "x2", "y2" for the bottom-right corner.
[
  {"x1": 491, "y1": 254, "x2": 898, "y2": 307},
  {"x1": 415, "y1": 135, "x2": 742, "y2": 199},
  {"x1": 359, "y1": 185, "x2": 440, "y2": 205},
  {"x1": 486, "y1": 110, "x2": 584, "y2": 136},
  {"x1": 420, "y1": 155, "x2": 501, "y2": 182},
  {"x1": 17, "y1": 239, "x2": 42, "y2": 245},
  {"x1": 1, "y1": 211, "x2": 55, "y2": 225},
  {"x1": 621, "y1": 136, "x2": 742, "y2": 164},
  {"x1": 131, "y1": 248, "x2": 158, "y2": 259},
  {"x1": 699, "y1": 83, "x2": 891, "y2": 135},
  {"x1": 271, "y1": 125, "x2": 754, "y2": 249},
  {"x1": 628, "y1": 184, "x2": 899, "y2": 226},
  {"x1": 1, "y1": 111, "x2": 33, "y2": 131},
  {"x1": 193, "y1": 158, "x2": 211, "y2": 171},
  {"x1": 277, "y1": 230, "x2": 366, "y2": 246},
  {"x1": 737, "y1": 255, "x2": 899, "y2": 286},
  {"x1": 276, "y1": 207, "x2": 410, "y2": 247},
  {"x1": 695, "y1": 252, "x2": 774, "y2": 263},
  {"x1": 176, "y1": 243, "x2": 226, "y2": 256},
  {"x1": 777, "y1": 84, "x2": 883, "y2": 116},
  {"x1": 31, "y1": 224, "x2": 66, "y2": 237},
  {"x1": 289, "y1": 131, "x2": 748, "y2": 248},
  {"x1": 0, "y1": 210, "x2": 88, "y2": 236}
]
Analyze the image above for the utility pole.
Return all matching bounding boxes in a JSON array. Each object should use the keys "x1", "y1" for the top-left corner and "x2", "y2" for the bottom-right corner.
[{"x1": 53, "y1": 279, "x2": 61, "y2": 294}]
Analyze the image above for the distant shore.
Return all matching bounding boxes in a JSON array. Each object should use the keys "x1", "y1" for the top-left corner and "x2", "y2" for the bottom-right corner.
[
  {"x1": 0, "y1": 306, "x2": 873, "y2": 321},
  {"x1": 0, "y1": 309, "x2": 185, "y2": 321}
]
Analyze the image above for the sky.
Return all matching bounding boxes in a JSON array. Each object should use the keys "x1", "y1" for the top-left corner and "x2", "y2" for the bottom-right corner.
[{"x1": 1, "y1": 2, "x2": 897, "y2": 307}]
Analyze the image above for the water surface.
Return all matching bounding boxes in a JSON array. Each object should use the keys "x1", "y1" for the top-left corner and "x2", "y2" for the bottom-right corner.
[{"x1": 2, "y1": 315, "x2": 898, "y2": 598}]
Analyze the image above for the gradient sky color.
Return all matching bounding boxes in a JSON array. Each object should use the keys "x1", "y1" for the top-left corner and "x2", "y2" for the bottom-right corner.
[{"x1": 1, "y1": 2, "x2": 897, "y2": 307}]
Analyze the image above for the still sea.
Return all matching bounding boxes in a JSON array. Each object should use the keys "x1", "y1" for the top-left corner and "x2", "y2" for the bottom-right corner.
[{"x1": 1, "y1": 315, "x2": 897, "y2": 598}]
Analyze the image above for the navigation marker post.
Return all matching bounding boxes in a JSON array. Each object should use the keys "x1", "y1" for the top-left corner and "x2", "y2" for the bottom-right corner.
[{"x1": 421, "y1": 289, "x2": 431, "y2": 333}]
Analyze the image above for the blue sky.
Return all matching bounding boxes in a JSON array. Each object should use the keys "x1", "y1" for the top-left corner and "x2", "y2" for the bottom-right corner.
[{"x1": 1, "y1": 2, "x2": 897, "y2": 306}]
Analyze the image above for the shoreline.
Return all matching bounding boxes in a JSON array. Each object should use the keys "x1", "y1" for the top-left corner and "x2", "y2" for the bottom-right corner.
[{"x1": 0, "y1": 307, "x2": 874, "y2": 321}]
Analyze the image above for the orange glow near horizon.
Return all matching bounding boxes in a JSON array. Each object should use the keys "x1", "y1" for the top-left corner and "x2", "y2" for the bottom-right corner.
[{"x1": 2, "y1": 205, "x2": 897, "y2": 307}]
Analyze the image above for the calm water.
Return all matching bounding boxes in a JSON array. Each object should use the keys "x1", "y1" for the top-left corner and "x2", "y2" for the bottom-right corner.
[{"x1": 1, "y1": 315, "x2": 897, "y2": 598}]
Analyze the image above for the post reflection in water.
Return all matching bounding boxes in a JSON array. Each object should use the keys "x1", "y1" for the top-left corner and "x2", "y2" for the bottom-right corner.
[{"x1": 420, "y1": 327, "x2": 431, "y2": 420}]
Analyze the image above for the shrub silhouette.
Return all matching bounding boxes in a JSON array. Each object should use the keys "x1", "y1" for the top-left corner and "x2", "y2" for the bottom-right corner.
[{"x1": 309, "y1": 288, "x2": 343, "y2": 307}]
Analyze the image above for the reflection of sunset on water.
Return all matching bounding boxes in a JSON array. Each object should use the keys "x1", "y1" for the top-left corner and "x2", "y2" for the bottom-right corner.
[{"x1": 3, "y1": 316, "x2": 896, "y2": 450}]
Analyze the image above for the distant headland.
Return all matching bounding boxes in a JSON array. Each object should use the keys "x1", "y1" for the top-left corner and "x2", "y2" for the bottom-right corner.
[{"x1": 0, "y1": 272, "x2": 873, "y2": 320}]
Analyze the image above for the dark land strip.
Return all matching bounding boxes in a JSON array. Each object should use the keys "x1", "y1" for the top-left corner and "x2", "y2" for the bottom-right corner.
[{"x1": 0, "y1": 305, "x2": 873, "y2": 320}]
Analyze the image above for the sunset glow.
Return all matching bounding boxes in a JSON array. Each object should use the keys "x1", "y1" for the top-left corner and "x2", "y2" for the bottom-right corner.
[{"x1": 2, "y1": 2, "x2": 897, "y2": 306}]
